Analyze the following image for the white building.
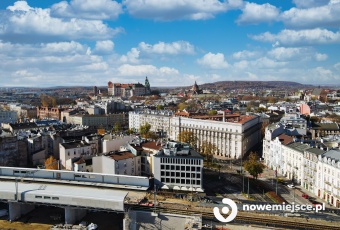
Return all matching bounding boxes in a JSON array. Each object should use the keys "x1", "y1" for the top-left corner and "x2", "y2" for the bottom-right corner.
[
  {"x1": 102, "y1": 135, "x2": 136, "y2": 153},
  {"x1": 170, "y1": 115, "x2": 261, "y2": 159},
  {"x1": 59, "y1": 141, "x2": 91, "y2": 169},
  {"x1": 152, "y1": 141, "x2": 204, "y2": 192},
  {"x1": 129, "y1": 110, "x2": 173, "y2": 135},
  {"x1": 317, "y1": 150, "x2": 340, "y2": 208},
  {"x1": 303, "y1": 148, "x2": 325, "y2": 193},
  {"x1": 129, "y1": 112, "x2": 262, "y2": 159},
  {"x1": 92, "y1": 151, "x2": 141, "y2": 176}
]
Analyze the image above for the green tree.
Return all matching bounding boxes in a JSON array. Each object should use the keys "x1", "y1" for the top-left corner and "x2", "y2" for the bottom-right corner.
[
  {"x1": 208, "y1": 110, "x2": 217, "y2": 115},
  {"x1": 113, "y1": 122, "x2": 121, "y2": 133},
  {"x1": 243, "y1": 152, "x2": 265, "y2": 179},
  {"x1": 140, "y1": 123, "x2": 151, "y2": 138},
  {"x1": 156, "y1": 104, "x2": 164, "y2": 110},
  {"x1": 177, "y1": 131, "x2": 198, "y2": 149},
  {"x1": 126, "y1": 128, "x2": 134, "y2": 135}
]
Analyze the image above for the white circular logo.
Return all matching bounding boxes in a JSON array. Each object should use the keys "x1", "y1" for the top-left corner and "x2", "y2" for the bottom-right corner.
[{"x1": 213, "y1": 198, "x2": 238, "y2": 222}]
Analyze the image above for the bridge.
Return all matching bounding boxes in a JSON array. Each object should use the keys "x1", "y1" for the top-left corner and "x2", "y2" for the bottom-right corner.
[{"x1": 0, "y1": 166, "x2": 150, "y2": 224}]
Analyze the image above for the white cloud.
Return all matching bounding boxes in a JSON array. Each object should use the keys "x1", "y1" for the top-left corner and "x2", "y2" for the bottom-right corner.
[
  {"x1": 315, "y1": 53, "x2": 328, "y2": 61},
  {"x1": 7, "y1": 1, "x2": 32, "y2": 11},
  {"x1": 123, "y1": 0, "x2": 230, "y2": 20},
  {"x1": 93, "y1": 40, "x2": 114, "y2": 54},
  {"x1": 117, "y1": 64, "x2": 179, "y2": 77},
  {"x1": 237, "y1": 2, "x2": 279, "y2": 25},
  {"x1": 280, "y1": 1, "x2": 340, "y2": 28},
  {"x1": 197, "y1": 52, "x2": 229, "y2": 69},
  {"x1": 251, "y1": 29, "x2": 340, "y2": 46},
  {"x1": 292, "y1": 0, "x2": 330, "y2": 9},
  {"x1": 334, "y1": 62, "x2": 340, "y2": 70},
  {"x1": 267, "y1": 47, "x2": 311, "y2": 61},
  {"x1": 51, "y1": 0, "x2": 123, "y2": 20},
  {"x1": 138, "y1": 41, "x2": 195, "y2": 55},
  {"x1": 232, "y1": 50, "x2": 260, "y2": 59},
  {"x1": 120, "y1": 48, "x2": 140, "y2": 64},
  {"x1": 0, "y1": 2, "x2": 123, "y2": 42}
]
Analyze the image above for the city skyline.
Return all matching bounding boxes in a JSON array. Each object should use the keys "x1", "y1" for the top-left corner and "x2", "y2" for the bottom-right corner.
[{"x1": 0, "y1": 0, "x2": 339, "y2": 87}]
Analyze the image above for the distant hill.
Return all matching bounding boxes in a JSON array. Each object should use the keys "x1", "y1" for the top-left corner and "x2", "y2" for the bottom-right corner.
[{"x1": 180, "y1": 81, "x2": 312, "y2": 91}]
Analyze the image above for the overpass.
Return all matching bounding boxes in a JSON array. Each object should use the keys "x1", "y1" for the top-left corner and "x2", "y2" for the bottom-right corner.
[
  {"x1": 0, "y1": 167, "x2": 150, "y2": 224},
  {"x1": 0, "y1": 180, "x2": 128, "y2": 224}
]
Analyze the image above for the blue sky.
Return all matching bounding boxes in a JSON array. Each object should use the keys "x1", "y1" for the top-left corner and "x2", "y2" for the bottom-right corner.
[{"x1": 0, "y1": 0, "x2": 339, "y2": 87}]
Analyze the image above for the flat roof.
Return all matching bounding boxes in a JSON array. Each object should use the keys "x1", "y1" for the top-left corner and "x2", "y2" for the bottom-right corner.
[
  {"x1": 108, "y1": 151, "x2": 135, "y2": 160},
  {"x1": 0, "y1": 181, "x2": 127, "y2": 211}
]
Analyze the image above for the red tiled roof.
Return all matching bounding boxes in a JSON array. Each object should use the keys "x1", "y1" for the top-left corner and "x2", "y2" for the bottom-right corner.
[
  {"x1": 141, "y1": 141, "x2": 162, "y2": 150},
  {"x1": 109, "y1": 151, "x2": 135, "y2": 160},
  {"x1": 277, "y1": 134, "x2": 294, "y2": 145}
]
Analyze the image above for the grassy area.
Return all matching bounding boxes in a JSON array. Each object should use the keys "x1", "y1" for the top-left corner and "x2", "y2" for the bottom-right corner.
[{"x1": 0, "y1": 220, "x2": 51, "y2": 230}]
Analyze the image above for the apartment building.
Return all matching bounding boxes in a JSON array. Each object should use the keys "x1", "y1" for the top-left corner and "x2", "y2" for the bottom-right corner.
[
  {"x1": 152, "y1": 141, "x2": 204, "y2": 191},
  {"x1": 68, "y1": 113, "x2": 126, "y2": 128},
  {"x1": 303, "y1": 148, "x2": 325, "y2": 193},
  {"x1": 92, "y1": 151, "x2": 141, "y2": 176},
  {"x1": 316, "y1": 150, "x2": 340, "y2": 208},
  {"x1": 59, "y1": 141, "x2": 91, "y2": 169},
  {"x1": 129, "y1": 110, "x2": 173, "y2": 134}
]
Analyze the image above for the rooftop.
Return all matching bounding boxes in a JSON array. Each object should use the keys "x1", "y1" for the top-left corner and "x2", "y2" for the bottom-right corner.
[
  {"x1": 322, "y1": 150, "x2": 340, "y2": 162},
  {"x1": 108, "y1": 151, "x2": 135, "y2": 161},
  {"x1": 60, "y1": 141, "x2": 90, "y2": 149}
]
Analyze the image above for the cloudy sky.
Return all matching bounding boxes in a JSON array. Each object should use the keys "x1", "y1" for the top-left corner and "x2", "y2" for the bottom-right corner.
[{"x1": 0, "y1": 0, "x2": 339, "y2": 87}]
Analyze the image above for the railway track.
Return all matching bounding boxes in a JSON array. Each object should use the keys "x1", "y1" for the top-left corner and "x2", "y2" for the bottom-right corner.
[{"x1": 128, "y1": 204, "x2": 340, "y2": 230}]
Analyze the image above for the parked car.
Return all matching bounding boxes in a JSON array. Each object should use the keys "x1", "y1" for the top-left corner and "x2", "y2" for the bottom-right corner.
[
  {"x1": 302, "y1": 194, "x2": 309, "y2": 199},
  {"x1": 287, "y1": 184, "x2": 295, "y2": 188}
]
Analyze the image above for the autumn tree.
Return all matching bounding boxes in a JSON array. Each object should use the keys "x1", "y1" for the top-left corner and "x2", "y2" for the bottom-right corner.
[
  {"x1": 243, "y1": 152, "x2": 265, "y2": 179},
  {"x1": 45, "y1": 156, "x2": 59, "y2": 170},
  {"x1": 199, "y1": 141, "x2": 217, "y2": 164},
  {"x1": 178, "y1": 103, "x2": 188, "y2": 111},
  {"x1": 177, "y1": 131, "x2": 198, "y2": 149}
]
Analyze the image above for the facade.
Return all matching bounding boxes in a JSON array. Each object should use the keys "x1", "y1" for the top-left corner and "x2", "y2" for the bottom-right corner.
[
  {"x1": 59, "y1": 141, "x2": 91, "y2": 168},
  {"x1": 68, "y1": 113, "x2": 126, "y2": 128},
  {"x1": 170, "y1": 115, "x2": 261, "y2": 159},
  {"x1": 129, "y1": 110, "x2": 173, "y2": 135},
  {"x1": 317, "y1": 150, "x2": 340, "y2": 208},
  {"x1": 303, "y1": 148, "x2": 325, "y2": 193},
  {"x1": 152, "y1": 141, "x2": 204, "y2": 191},
  {"x1": 129, "y1": 111, "x2": 261, "y2": 159},
  {"x1": 0, "y1": 110, "x2": 18, "y2": 124},
  {"x1": 92, "y1": 151, "x2": 141, "y2": 176},
  {"x1": 108, "y1": 78, "x2": 150, "y2": 97},
  {"x1": 37, "y1": 107, "x2": 63, "y2": 120},
  {"x1": 263, "y1": 124, "x2": 340, "y2": 208}
]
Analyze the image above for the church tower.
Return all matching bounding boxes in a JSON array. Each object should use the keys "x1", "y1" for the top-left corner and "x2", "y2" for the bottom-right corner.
[{"x1": 145, "y1": 76, "x2": 151, "y2": 94}]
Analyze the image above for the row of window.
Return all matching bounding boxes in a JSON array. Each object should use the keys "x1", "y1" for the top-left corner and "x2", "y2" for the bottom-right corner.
[
  {"x1": 161, "y1": 165, "x2": 201, "y2": 172},
  {"x1": 35, "y1": 195, "x2": 59, "y2": 200},
  {"x1": 160, "y1": 158, "x2": 201, "y2": 165},
  {"x1": 160, "y1": 177, "x2": 201, "y2": 185},
  {"x1": 161, "y1": 171, "x2": 201, "y2": 178}
]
